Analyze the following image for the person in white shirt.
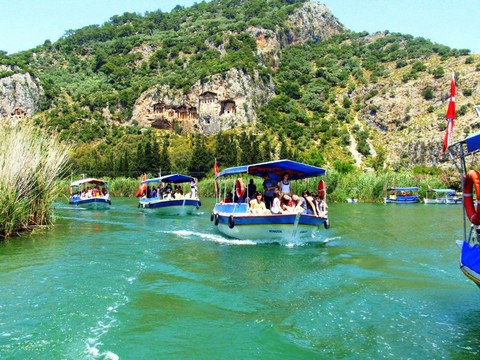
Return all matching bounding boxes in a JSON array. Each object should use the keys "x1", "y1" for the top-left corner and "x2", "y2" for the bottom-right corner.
[{"x1": 280, "y1": 173, "x2": 291, "y2": 195}]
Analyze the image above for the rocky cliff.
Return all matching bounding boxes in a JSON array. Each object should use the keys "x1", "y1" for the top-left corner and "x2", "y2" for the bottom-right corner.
[
  {"x1": 132, "y1": 68, "x2": 275, "y2": 134},
  {"x1": 0, "y1": 66, "x2": 43, "y2": 120}
]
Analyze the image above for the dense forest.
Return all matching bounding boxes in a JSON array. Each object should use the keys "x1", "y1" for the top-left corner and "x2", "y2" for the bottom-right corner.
[{"x1": 0, "y1": 0, "x2": 478, "y2": 181}]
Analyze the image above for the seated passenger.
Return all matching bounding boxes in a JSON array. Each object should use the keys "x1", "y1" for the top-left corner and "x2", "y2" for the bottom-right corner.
[
  {"x1": 270, "y1": 191, "x2": 283, "y2": 214},
  {"x1": 221, "y1": 192, "x2": 234, "y2": 204},
  {"x1": 280, "y1": 194, "x2": 295, "y2": 213},
  {"x1": 314, "y1": 194, "x2": 328, "y2": 215},
  {"x1": 302, "y1": 190, "x2": 319, "y2": 216},
  {"x1": 291, "y1": 194, "x2": 307, "y2": 213},
  {"x1": 249, "y1": 192, "x2": 268, "y2": 214}
]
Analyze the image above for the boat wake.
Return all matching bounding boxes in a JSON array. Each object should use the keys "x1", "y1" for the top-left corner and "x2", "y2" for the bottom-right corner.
[
  {"x1": 160, "y1": 230, "x2": 339, "y2": 247},
  {"x1": 159, "y1": 230, "x2": 257, "y2": 245}
]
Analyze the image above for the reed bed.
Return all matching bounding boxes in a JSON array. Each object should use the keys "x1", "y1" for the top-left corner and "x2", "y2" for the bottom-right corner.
[{"x1": 0, "y1": 125, "x2": 70, "y2": 239}]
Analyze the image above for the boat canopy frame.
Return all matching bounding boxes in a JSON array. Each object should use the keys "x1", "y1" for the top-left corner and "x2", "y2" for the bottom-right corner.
[
  {"x1": 215, "y1": 159, "x2": 327, "y2": 202},
  {"x1": 448, "y1": 131, "x2": 480, "y2": 244}
]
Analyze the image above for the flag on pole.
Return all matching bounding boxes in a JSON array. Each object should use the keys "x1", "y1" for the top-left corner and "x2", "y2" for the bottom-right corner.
[
  {"x1": 214, "y1": 159, "x2": 219, "y2": 197},
  {"x1": 442, "y1": 73, "x2": 456, "y2": 153}
]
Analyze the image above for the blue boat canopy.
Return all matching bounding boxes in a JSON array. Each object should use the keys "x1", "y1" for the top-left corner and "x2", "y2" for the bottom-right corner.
[
  {"x1": 141, "y1": 174, "x2": 195, "y2": 184},
  {"x1": 460, "y1": 131, "x2": 480, "y2": 154},
  {"x1": 386, "y1": 187, "x2": 419, "y2": 192},
  {"x1": 216, "y1": 159, "x2": 326, "y2": 181}
]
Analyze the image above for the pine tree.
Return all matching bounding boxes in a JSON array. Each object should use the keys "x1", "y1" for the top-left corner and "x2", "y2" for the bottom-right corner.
[
  {"x1": 189, "y1": 134, "x2": 211, "y2": 179},
  {"x1": 159, "y1": 139, "x2": 171, "y2": 174}
]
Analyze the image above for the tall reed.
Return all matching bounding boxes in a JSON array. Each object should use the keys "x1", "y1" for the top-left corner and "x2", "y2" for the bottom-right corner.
[{"x1": 0, "y1": 125, "x2": 70, "y2": 239}]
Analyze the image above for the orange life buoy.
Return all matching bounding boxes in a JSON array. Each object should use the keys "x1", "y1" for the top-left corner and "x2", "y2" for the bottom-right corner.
[
  {"x1": 463, "y1": 169, "x2": 480, "y2": 225},
  {"x1": 401, "y1": 191, "x2": 406, "y2": 196},
  {"x1": 318, "y1": 180, "x2": 326, "y2": 200},
  {"x1": 235, "y1": 178, "x2": 246, "y2": 199}
]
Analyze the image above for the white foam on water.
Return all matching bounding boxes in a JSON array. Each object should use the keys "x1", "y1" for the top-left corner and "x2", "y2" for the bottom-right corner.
[
  {"x1": 83, "y1": 293, "x2": 129, "y2": 358},
  {"x1": 159, "y1": 229, "x2": 257, "y2": 245}
]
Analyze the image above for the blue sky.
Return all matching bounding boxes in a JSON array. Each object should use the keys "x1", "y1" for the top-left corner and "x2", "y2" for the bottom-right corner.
[{"x1": 1, "y1": 0, "x2": 479, "y2": 55}]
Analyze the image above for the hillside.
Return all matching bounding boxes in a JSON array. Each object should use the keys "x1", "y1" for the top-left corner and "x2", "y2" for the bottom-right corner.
[{"x1": 0, "y1": 0, "x2": 478, "y2": 178}]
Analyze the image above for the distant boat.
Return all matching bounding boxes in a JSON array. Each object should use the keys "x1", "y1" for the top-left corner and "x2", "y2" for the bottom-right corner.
[
  {"x1": 69, "y1": 178, "x2": 111, "y2": 209},
  {"x1": 211, "y1": 159, "x2": 329, "y2": 242},
  {"x1": 448, "y1": 131, "x2": 480, "y2": 287},
  {"x1": 384, "y1": 187, "x2": 420, "y2": 204},
  {"x1": 346, "y1": 197, "x2": 358, "y2": 203},
  {"x1": 138, "y1": 174, "x2": 201, "y2": 216},
  {"x1": 424, "y1": 189, "x2": 462, "y2": 204}
]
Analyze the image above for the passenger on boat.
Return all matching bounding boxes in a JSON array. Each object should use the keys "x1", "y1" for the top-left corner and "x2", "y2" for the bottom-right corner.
[
  {"x1": 174, "y1": 185, "x2": 183, "y2": 199},
  {"x1": 280, "y1": 173, "x2": 291, "y2": 195},
  {"x1": 190, "y1": 178, "x2": 198, "y2": 198},
  {"x1": 291, "y1": 194, "x2": 307, "y2": 213},
  {"x1": 221, "y1": 192, "x2": 234, "y2": 204},
  {"x1": 302, "y1": 190, "x2": 319, "y2": 216},
  {"x1": 262, "y1": 173, "x2": 277, "y2": 210},
  {"x1": 247, "y1": 179, "x2": 257, "y2": 200},
  {"x1": 249, "y1": 192, "x2": 269, "y2": 214},
  {"x1": 92, "y1": 187, "x2": 100, "y2": 197},
  {"x1": 149, "y1": 187, "x2": 157, "y2": 198},
  {"x1": 314, "y1": 194, "x2": 328, "y2": 215},
  {"x1": 280, "y1": 194, "x2": 295, "y2": 213},
  {"x1": 164, "y1": 183, "x2": 173, "y2": 199},
  {"x1": 270, "y1": 191, "x2": 283, "y2": 214},
  {"x1": 101, "y1": 187, "x2": 107, "y2": 196}
]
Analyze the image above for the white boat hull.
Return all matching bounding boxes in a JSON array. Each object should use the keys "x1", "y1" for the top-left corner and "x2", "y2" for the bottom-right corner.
[
  {"x1": 212, "y1": 205, "x2": 328, "y2": 242},
  {"x1": 69, "y1": 197, "x2": 111, "y2": 209},
  {"x1": 139, "y1": 198, "x2": 201, "y2": 215}
]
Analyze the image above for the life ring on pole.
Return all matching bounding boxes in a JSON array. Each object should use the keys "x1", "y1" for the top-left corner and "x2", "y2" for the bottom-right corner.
[
  {"x1": 235, "y1": 178, "x2": 246, "y2": 199},
  {"x1": 317, "y1": 180, "x2": 326, "y2": 200},
  {"x1": 228, "y1": 215, "x2": 235, "y2": 229},
  {"x1": 463, "y1": 169, "x2": 480, "y2": 225}
]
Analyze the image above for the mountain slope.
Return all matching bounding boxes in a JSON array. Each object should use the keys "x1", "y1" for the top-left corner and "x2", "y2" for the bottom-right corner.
[{"x1": 0, "y1": 0, "x2": 478, "y2": 176}]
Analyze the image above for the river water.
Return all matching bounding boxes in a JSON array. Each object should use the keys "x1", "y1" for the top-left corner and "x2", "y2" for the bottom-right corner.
[{"x1": 0, "y1": 198, "x2": 479, "y2": 359}]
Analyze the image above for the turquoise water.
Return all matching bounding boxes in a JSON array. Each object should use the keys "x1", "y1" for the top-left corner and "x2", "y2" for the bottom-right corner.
[{"x1": 1, "y1": 198, "x2": 479, "y2": 359}]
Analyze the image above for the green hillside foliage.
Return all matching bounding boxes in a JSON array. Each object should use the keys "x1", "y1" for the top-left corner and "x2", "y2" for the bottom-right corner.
[{"x1": 0, "y1": 0, "x2": 471, "y2": 187}]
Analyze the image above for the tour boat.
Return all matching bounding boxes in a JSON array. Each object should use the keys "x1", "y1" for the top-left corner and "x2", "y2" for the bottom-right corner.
[
  {"x1": 346, "y1": 197, "x2": 358, "y2": 203},
  {"x1": 423, "y1": 189, "x2": 462, "y2": 204},
  {"x1": 448, "y1": 131, "x2": 480, "y2": 287},
  {"x1": 384, "y1": 187, "x2": 420, "y2": 204},
  {"x1": 69, "y1": 178, "x2": 111, "y2": 209},
  {"x1": 211, "y1": 159, "x2": 329, "y2": 242},
  {"x1": 137, "y1": 174, "x2": 200, "y2": 215}
]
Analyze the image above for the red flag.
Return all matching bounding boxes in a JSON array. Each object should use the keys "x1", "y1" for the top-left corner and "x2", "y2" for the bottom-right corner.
[
  {"x1": 442, "y1": 73, "x2": 456, "y2": 153},
  {"x1": 214, "y1": 159, "x2": 219, "y2": 197}
]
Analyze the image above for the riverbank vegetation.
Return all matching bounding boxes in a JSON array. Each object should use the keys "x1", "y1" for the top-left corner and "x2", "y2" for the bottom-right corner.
[
  {"x1": 61, "y1": 167, "x2": 459, "y2": 204},
  {"x1": 0, "y1": 125, "x2": 70, "y2": 239}
]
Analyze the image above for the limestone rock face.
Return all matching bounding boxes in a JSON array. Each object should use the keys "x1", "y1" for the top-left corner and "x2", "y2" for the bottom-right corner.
[
  {"x1": 247, "y1": 2, "x2": 346, "y2": 69},
  {"x1": 0, "y1": 67, "x2": 43, "y2": 119},
  {"x1": 132, "y1": 68, "x2": 275, "y2": 134},
  {"x1": 286, "y1": 2, "x2": 346, "y2": 45}
]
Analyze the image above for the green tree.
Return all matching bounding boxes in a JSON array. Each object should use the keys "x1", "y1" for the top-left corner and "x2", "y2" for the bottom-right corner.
[{"x1": 189, "y1": 134, "x2": 211, "y2": 179}]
